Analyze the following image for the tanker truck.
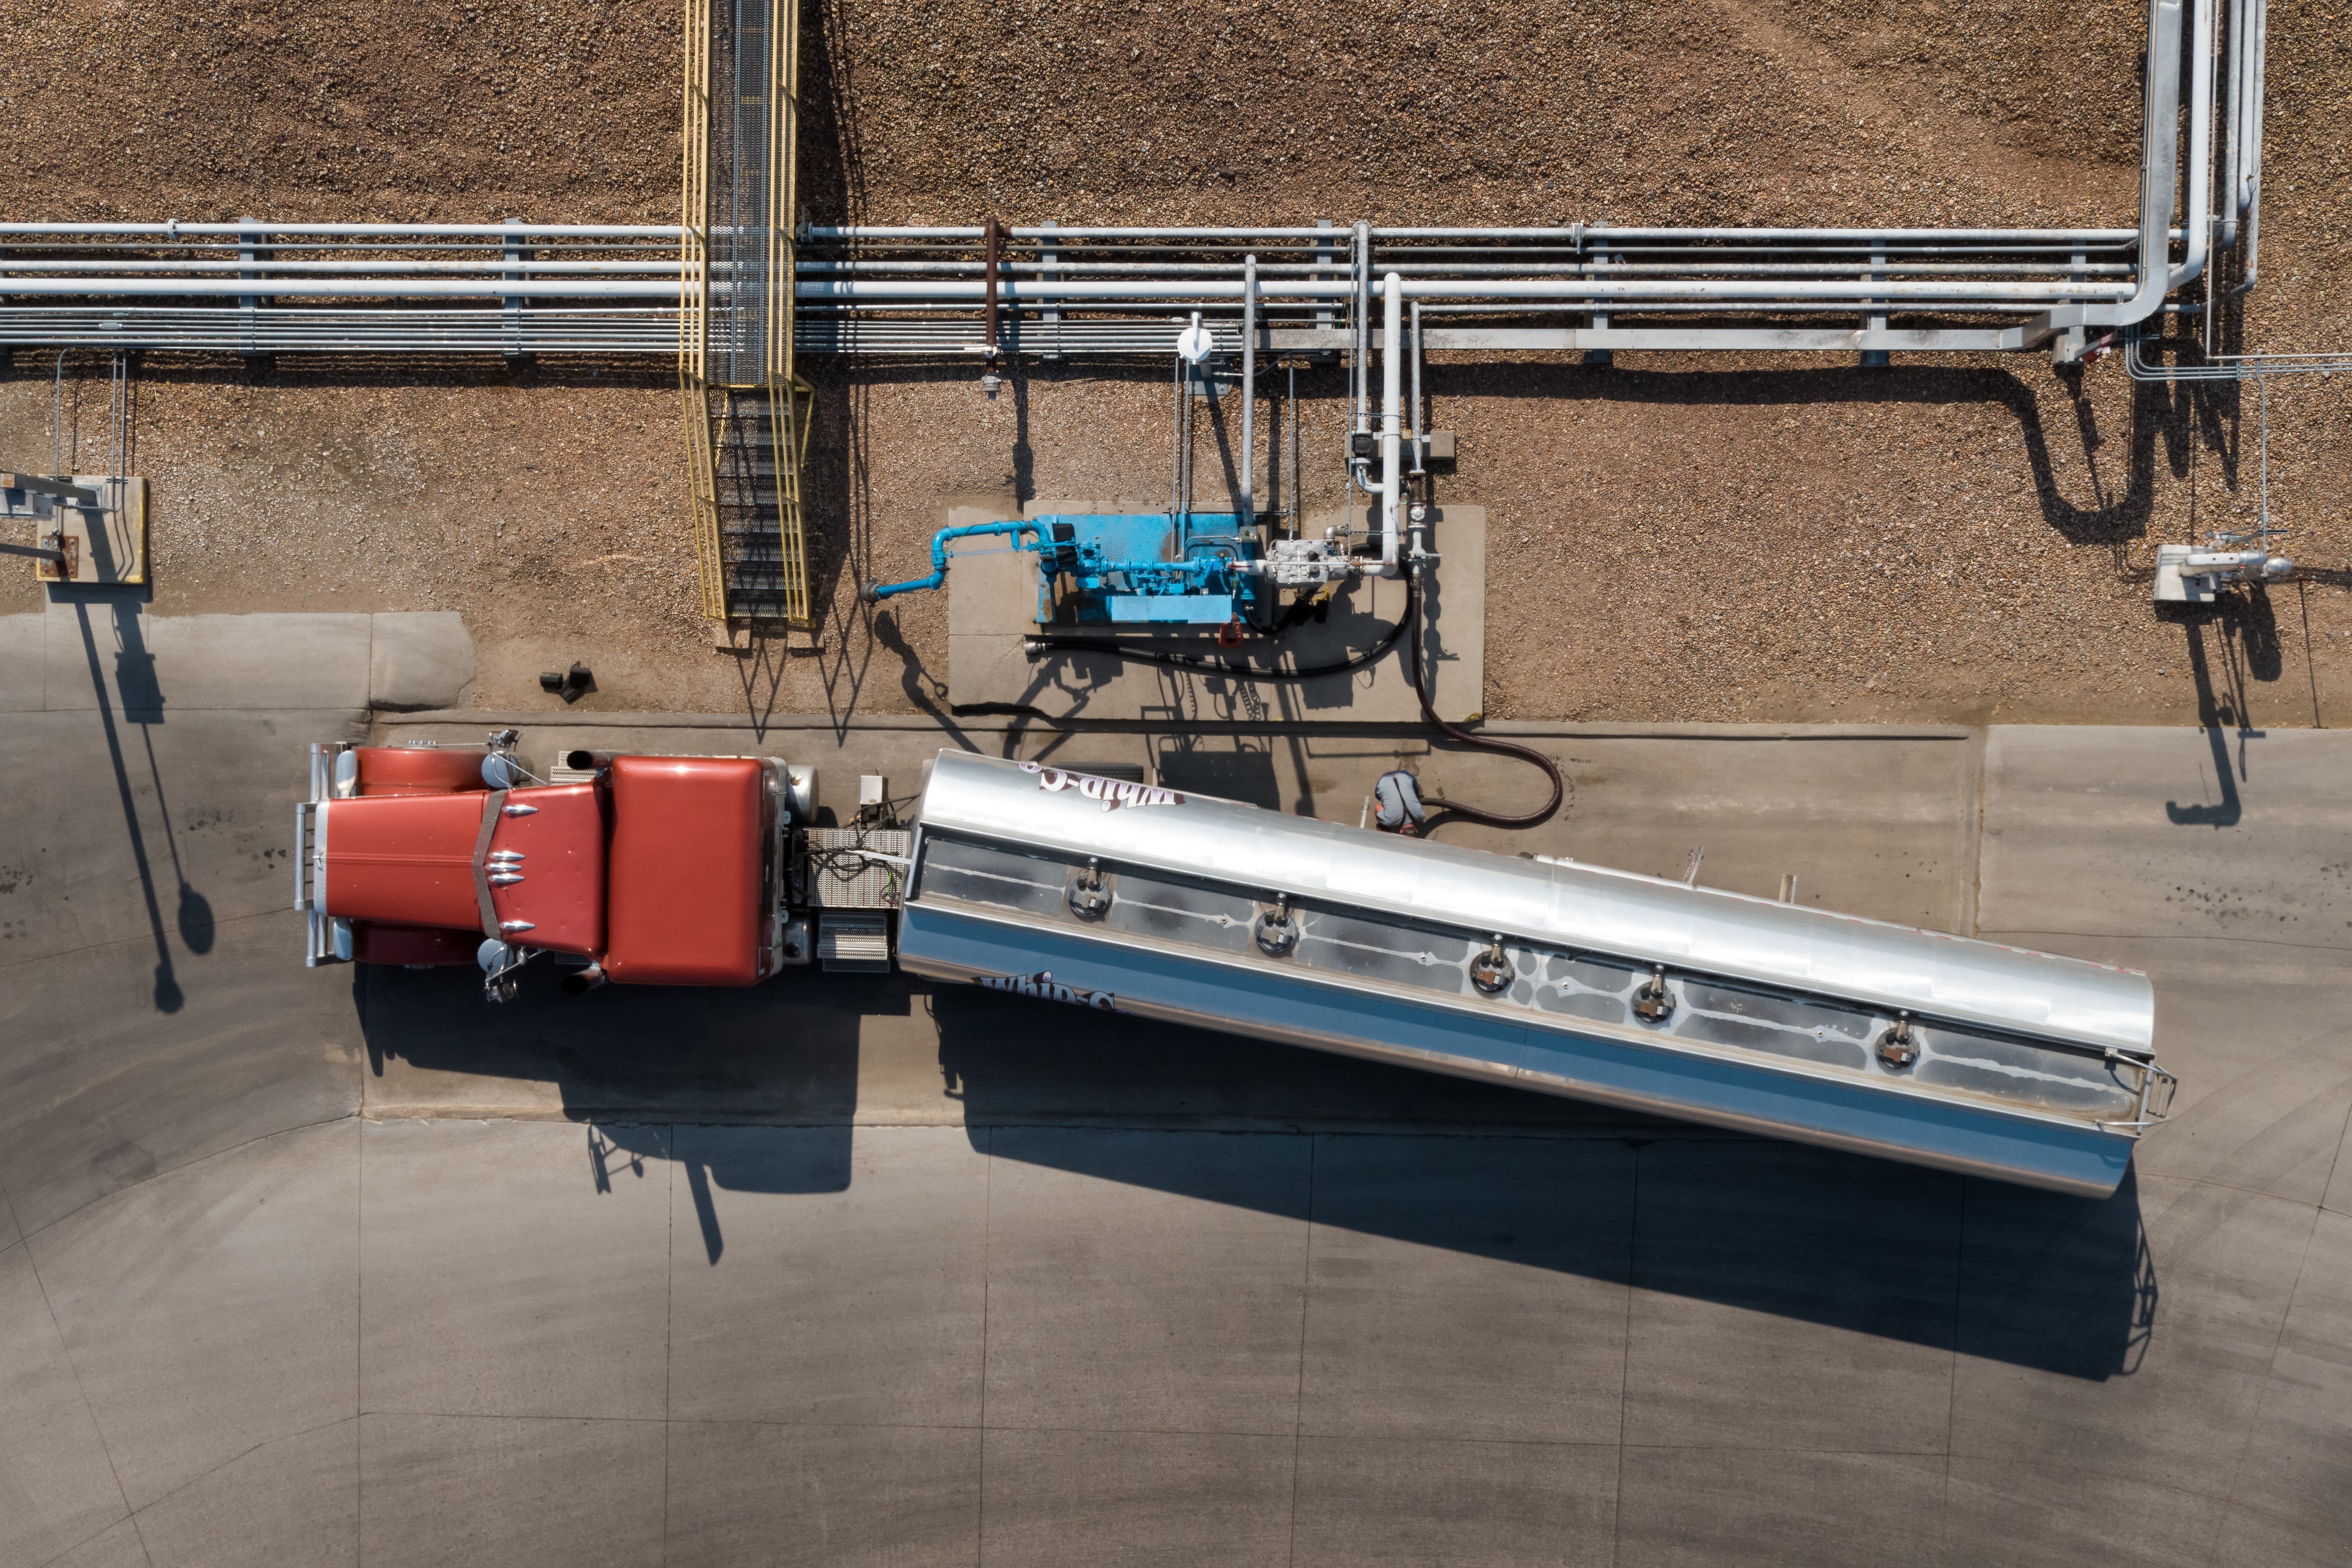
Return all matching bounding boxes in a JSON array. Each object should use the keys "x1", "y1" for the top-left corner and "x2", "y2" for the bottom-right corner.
[{"x1": 295, "y1": 736, "x2": 2171, "y2": 1196}]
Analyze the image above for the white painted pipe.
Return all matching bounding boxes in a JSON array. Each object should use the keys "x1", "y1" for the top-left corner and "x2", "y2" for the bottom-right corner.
[
  {"x1": 2237, "y1": 0, "x2": 2266, "y2": 290},
  {"x1": 1239, "y1": 253, "x2": 1257, "y2": 525},
  {"x1": 1353, "y1": 222, "x2": 1373, "y2": 441},
  {"x1": 1378, "y1": 272, "x2": 1403, "y2": 580},
  {"x1": 2089, "y1": 0, "x2": 2185, "y2": 327},
  {"x1": 0, "y1": 222, "x2": 679, "y2": 238},
  {"x1": 2170, "y1": 0, "x2": 2217, "y2": 289},
  {"x1": 0, "y1": 278, "x2": 682, "y2": 297},
  {"x1": 2221, "y1": 0, "x2": 2248, "y2": 246},
  {"x1": 796, "y1": 279, "x2": 2134, "y2": 303},
  {"x1": 806, "y1": 224, "x2": 2148, "y2": 244},
  {"x1": 0, "y1": 259, "x2": 681, "y2": 276}
]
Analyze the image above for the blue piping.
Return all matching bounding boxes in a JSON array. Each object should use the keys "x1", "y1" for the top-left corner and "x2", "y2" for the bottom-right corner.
[{"x1": 860, "y1": 520, "x2": 1039, "y2": 602}]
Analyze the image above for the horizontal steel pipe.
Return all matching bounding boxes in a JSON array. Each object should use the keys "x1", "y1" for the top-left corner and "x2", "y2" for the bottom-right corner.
[
  {"x1": 0, "y1": 222, "x2": 683, "y2": 238},
  {"x1": 798, "y1": 259, "x2": 2132, "y2": 278},
  {"x1": 0, "y1": 277, "x2": 683, "y2": 298},
  {"x1": 806, "y1": 223, "x2": 2148, "y2": 244},
  {"x1": 1, "y1": 259, "x2": 682, "y2": 276},
  {"x1": 798, "y1": 278, "x2": 2133, "y2": 303}
]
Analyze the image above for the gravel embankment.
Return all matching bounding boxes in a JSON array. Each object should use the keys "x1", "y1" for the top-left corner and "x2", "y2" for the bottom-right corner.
[{"x1": 2, "y1": 0, "x2": 2345, "y2": 724}]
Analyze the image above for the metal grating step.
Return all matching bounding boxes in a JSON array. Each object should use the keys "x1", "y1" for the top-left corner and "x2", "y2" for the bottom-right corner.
[{"x1": 817, "y1": 911, "x2": 893, "y2": 973}]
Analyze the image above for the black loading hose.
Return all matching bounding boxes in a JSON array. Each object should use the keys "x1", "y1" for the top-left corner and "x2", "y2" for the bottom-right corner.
[
  {"x1": 1030, "y1": 567, "x2": 1562, "y2": 830},
  {"x1": 1026, "y1": 574, "x2": 1415, "y2": 683},
  {"x1": 1403, "y1": 562, "x2": 1563, "y2": 829}
]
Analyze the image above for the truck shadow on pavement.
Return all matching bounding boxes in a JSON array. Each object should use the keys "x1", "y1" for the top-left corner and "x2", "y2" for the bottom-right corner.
[
  {"x1": 933, "y1": 985, "x2": 2159, "y2": 1382},
  {"x1": 355, "y1": 962, "x2": 887, "y2": 1264},
  {"x1": 351, "y1": 967, "x2": 2157, "y2": 1379}
]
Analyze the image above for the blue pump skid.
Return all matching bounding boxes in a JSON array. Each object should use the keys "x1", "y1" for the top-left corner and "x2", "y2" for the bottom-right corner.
[
  {"x1": 860, "y1": 510, "x2": 1270, "y2": 630},
  {"x1": 1032, "y1": 512, "x2": 1268, "y2": 629}
]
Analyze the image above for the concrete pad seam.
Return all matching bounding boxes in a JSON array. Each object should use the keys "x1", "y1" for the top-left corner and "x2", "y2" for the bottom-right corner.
[
  {"x1": 119, "y1": 1414, "x2": 360, "y2": 1526},
  {"x1": 0, "y1": 904, "x2": 291, "y2": 979},
  {"x1": 2206, "y1": 1490, "x2": 2352, "y2": 1539},
  {"x1": 1610, "y1": 1144, "x2": 1639, "y2": 1568},
  {"x1": 1976, "y1": 929, "x2": 2352, "y2": 958},
  {"x1": 2152, "y1": 1031, "x2": 2351, "y2": 1143},
  {"x1": 1963, "y1": 727, "x2": 1987, "y2": 938},
  {"x1": 353, "y1": 1104, "x2": 363, "y2": 1568},
  {"x1": 974, "y1": 1124, "x2": 992, "y2": 1567},
  {"x1": 1283, "y1": 1135, "x2": 1315, "y2": 1568},
  {"x1": 1942, "y1": 1178, "x2": 1967, "y2": 1526},
  {"x1": 2205, "y1": 1197, "x2": 2337, "y2": 1563},
  {"x1": 355, "y1": 1411, "x2": 681, "y2": 1426},
  {"x1": 32, "y1": 1518, "x2": 135, "y2": 1568},
  {"x1": 12, "y1": 1113, "x2": 361, "y2": 1254},
  {"x1": 16, "y1": 1218, "x2": 150, "y2": 1568},
  {"x1": 2323, "y1": 1099, "x2": 2352, "y2": 1218},
  {"x1": 660, "y1": 1417, "x2": 995, "y2": 1433},
  {"x1": 1613, "y1": 1441, "x2": 1956, "y2": 1456},
  {"x1": 661, "y1": 1130, "x2": 674, "y2": 1566},
  {"x1": 2201, "y1": 1161, "x2": 2352, "y2": 1551},
  {"x1": 1944, "y1": 1450, "x2": 2294, "y2": 1510},
  {"x1": 570, "y1": 1414, "x2": 1631, "y2": 1441}
]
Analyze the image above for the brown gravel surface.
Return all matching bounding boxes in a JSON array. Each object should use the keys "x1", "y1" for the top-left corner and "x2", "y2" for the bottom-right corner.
[{"x1": 5, "y1": 0, "x2": 2349, "y2": 726}]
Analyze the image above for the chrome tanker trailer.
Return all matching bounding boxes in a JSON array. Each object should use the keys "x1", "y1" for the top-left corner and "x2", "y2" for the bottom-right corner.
[{"x1": 296, "y1": 740, "x2": 2168, "y2": 1196}]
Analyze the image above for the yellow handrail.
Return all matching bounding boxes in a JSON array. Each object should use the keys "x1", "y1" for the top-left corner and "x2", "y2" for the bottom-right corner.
[
  {"x1": 678, "y1": 0, "x2": 810, "y2": 628},
  {"x1": 678, "y1": 0, "x2": 727, "y2": 622}
]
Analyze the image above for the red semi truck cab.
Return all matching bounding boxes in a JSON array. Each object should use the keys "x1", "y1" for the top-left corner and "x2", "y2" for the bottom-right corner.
[{"x1": 291, "y1": 736, "x2": 882, "y2": 999}]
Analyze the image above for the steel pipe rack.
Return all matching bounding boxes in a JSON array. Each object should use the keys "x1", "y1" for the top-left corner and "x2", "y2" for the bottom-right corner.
[
  {"x1": 0, "y1": 0, "x2": 2273, "y2": 367},
  {"x1": 0, "y1": 224, "x2": 691, "y2": 353}
]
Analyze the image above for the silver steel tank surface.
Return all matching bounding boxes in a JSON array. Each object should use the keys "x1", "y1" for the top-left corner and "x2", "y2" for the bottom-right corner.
[{"x1": 898, "y1": 751, "x2": 2166, "y2": 1196}]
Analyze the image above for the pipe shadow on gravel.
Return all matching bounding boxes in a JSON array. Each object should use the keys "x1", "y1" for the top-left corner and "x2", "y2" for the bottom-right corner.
[
  {"x1": 41, "y1": 351, "x2": 674, "y2": 395},
  {"x1": 1452, "y1": 359, "x2": 2200, "y2": 553},
  {"x1": 931, "y1": 983, "x2": 2158, "y2": 1382}
]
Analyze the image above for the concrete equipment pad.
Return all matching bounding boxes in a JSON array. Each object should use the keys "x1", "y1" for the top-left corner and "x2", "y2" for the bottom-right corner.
[
  {"x1": 368, "y1": 610, "x2": 476, "y2": 711},
  {"x1": 0, "y1": 605, "x2": 476, "y2": 717},
  {"x1": 6, "y1": 617, "x2": 2351, "y2": 1566},
  {"x1": 365, "y1": 713, "x2": 1981, "y2": 1122},
  {"x1": 943, "y1": 500, "x2": 1484, "y2": 722},
  {"x1": 40, "y1": 605, "x2": 372, "y2": 713}
]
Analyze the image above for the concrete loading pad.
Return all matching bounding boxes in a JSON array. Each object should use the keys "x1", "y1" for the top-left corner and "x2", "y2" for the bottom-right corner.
[
  {"x1": 5, "y1": 0, "x2": 2350, "y2": 1555},
  {"x1": 4, "y1": 611, "x2": 2348, "y2": 1566},
  {"x1": 945, "y1": 502, "x2": 1484, "y2": 723}
]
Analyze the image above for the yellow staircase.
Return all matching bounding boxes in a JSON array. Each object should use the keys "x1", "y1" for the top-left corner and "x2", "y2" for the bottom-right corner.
[{"x1": 680, "y1": 0, "x2": 811, "y2": 630}]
